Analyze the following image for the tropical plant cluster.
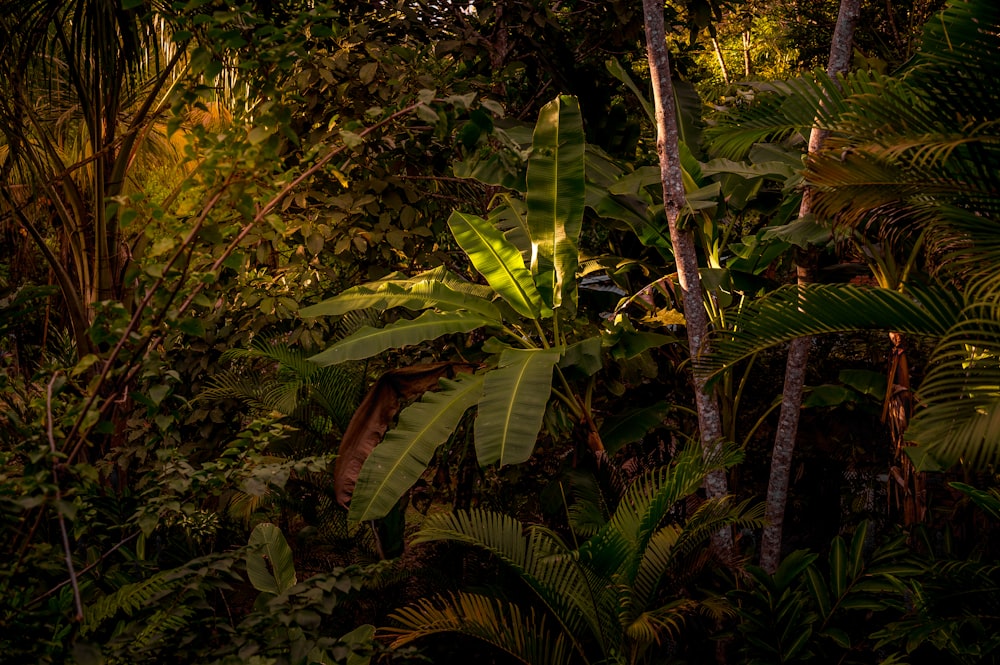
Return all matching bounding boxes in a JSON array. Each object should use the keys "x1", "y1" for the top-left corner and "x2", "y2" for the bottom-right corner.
[{"x1": 2, "y1": 0, "x2": 999, "y2": 663}]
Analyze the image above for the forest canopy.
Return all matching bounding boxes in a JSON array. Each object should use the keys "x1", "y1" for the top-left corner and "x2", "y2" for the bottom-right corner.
[{"x1": 2, "y1": 1, "x2": 998, "y2": 663}]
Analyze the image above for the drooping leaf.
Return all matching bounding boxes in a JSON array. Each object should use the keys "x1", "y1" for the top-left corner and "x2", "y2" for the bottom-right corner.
[
  {"x1": 387, "y1": 592, "x2": 574, "y2": 665},
  {"x1": 526, "y1": 95, "x2": 586, "y2": 314},
  {"x1": 309, "y1": 310, "x2": 498, "y2": 366},
  {"x1": 598, "y1": 402, "x2": 672, "y2": 455},
  {"x1": 300, "y1": 279, "x2": 501, "y2": 320},
  {"x1": 246, "y1": 523, "x2": 297, "y2": 596},
  {"x1": 447, "y1": 211, "x2": 549, "y2": 319},
  {"x1": 349, "y1": 373, "x2": 485, "y2": 523},
  {"x1": 475, "y1": 348, "x2": 562, "y2": 467},
  {"x1": 333, "y1": 363, "x2": 477, "y2": 507},
  {"x1": 558, "y1": 337, "x2": 603, "y2": 377}
]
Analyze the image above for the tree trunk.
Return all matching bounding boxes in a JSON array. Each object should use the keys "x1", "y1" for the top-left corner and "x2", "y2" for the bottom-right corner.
[
  {"x1": 642, "y1": 0, "x2": 732, "y2": 556},
  {"x1": 712, "y1": 34, "x2": 731, "y2": 84},
  {"x1": 759, "y1": 0, "x2": 861, "y2": 574}
]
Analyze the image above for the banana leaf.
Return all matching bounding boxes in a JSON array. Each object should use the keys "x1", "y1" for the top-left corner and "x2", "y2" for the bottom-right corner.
[
  {"x1": 300, "y1": 279, "x2": 501, "y2": 320},
  {"x1": 475, "y1": 347, "x2": 562, "y2": 467},
  {"x1": 308, "y1": 310, "x2": 498, "y2": 366},
  {"x1": 526, "y1": 95, "x2": 586, "y2": 314},
  {"x1": 448, "y1": 210, "x2": 549, "y2": 319},
  {"x1": 349, "y1": 373, "x2": 485, "y2": 523}
]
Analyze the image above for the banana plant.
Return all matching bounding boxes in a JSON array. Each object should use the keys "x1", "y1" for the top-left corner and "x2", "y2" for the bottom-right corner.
[{"x1": 301, "y1": 96, "x2": 612, "y2": 524}]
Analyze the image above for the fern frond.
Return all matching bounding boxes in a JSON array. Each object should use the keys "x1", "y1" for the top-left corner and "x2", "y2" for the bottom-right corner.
[{"x1": 82, "y1": 572, "x2": 179, "y2": 635}]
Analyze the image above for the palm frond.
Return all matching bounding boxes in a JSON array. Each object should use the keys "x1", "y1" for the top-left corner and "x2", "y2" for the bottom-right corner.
[
  {"x1": 706, "y1": 70, "x2": 878, "y2": 160},
  {"x1": 702, "y1": 284, "x2": 962, "y2": 379},
  {"x1": 202, "y1": 338, "x2": 362, "y2": 429},
  {"x1": 411, "y1": 510, "x2": 602, "y2": 649},
  {"x1": 386, "y1": 592, "x2": 576, "y2": 665},
  {"x1": 907, "y1": 302, "x2": 1000, "y2": 468},
  {"x1": 580, "y1": 444, "x2": 740, "y2": 582},
  {"x1": 630, "y1": 497, "x2": 763, "y2": 612}
]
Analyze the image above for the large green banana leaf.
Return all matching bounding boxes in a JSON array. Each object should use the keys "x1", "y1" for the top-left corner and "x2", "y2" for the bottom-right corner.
[
  {"x1": 349, "y1": 373, "x2": 484, "y2": 523},
  {"x1": 308, "y1": 310, "x2": 498, "y2": 366},
  {"x1": 246, "y1": 523, "x2": 297, "y2": 596},
  {"x1": 525, "y1": 95, "x2": 586, "y2": 314},
  {"x1": 448, "y1": 211, "x2": 549, "y2": 319},
  {"x1": 474, "y1": 347, "x2": 562, "y2": 467},
  {"x1": 298, "y1": 279, "x2": 502, "y2": 320}
]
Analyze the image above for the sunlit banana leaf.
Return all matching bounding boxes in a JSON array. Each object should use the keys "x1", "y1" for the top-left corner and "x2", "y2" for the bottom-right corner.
[
  {"x1": 475, "y1": 347, "x2": 562, "y2": 467},
  {"x1": 299, "y1": 279, "x2": 501, "y2": 320},
  {"x1": 526, "y1": 95, "x2": 586, "y2": 314},
  {"x1": 448, "y1": 211, "x2": 549, "y2": 319}
]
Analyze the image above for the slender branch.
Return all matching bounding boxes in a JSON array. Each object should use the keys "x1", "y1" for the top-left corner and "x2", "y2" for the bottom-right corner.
[
  {"x1": 27, "y1": 532, "x2": 140, "y2": 609},
  {"x1": 63, "y1": 177, "x2": 234, "y2": 459},
  {"x1": 62, "y1": 101, "x2": 425, "y2": 463},
  {"x1": 46, "y1": 374, "x2": 84, "y2": 622}
]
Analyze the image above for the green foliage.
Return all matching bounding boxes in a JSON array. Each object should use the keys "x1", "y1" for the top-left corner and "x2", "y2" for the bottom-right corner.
[
  {"x1": 387, "y1": 444, "x2": 763, "y2": 664},
  {"x1": 304, "y1": 96, "x2": 625, "y2": 524},
  {"x1": 734, "y1": 522, "x2": 920, "y2": 664},
  {"x1": 247, "y1": 523, "x2": 298, "y2": 596},
  {"x1": 704, "y1": 0, "x2": 1000, "y2": 469}
]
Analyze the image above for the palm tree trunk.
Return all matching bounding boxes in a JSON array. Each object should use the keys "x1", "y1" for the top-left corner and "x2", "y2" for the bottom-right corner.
[
  {"x1": 642, "y1": 0, "x2": 732, "y2": 555},
  {"x1": 759, "y1": 0, "x2": 861, "y2": 574}
]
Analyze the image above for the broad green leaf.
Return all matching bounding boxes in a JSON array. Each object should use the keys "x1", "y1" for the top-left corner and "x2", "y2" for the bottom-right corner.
[
  {"x1": 802, "y1": 384, "x2": 857, "y2": 408},
  {"x1": 821, "y1": 627, "x2": 852, "y2": 649},
  {"x1": 448, "y1": 211, "x2": 549, "y2": 319},
  {"x1": 762, "y1": 214, "x2": 832, "y2": 248},
  {"x1": 829, "y1": 536, "x2": 848, "y2": 601},
  {"x1": 246, "y1": 523, "x2": 297, "y2": 595},
  {"x1": 805, "y1": 567, "x2": 832, "y2": 619},
  {"x1": 475, "y1": 348, "x2": 562, "y2": 467},
  {"x1": 848, "y1": 520, "x2": 869, "y2": 580},
  {"x1": 309, "y1": 310, "x2": 497, "y2": 365},
  {"x1": 838, "y1": 369, "x2": 887, "y2": 400},
  {"x1": 341, "y1": 624, "x2": 376, "y2": 665},
  {"x1": 350, "y1": 373, "x2": 485, "y2": 523},
  {"x1": 772, "y1": 549, "x2": 819, "y2": 591},
  {"x1": 598, "y1": 402, "x2": 672, "y2": 455},
  {"x1": 300, "y1": 280, "x2": 501, "y2": 320},
  {"x1": 558, "y1": 337, "x2": 603, "y2": 377},
  {"x1": 784, "y1": 624, "x2": 814, "y2": 660},
  {"x1": 526, "y1": 95, "x2": 586, "y2": 314}
]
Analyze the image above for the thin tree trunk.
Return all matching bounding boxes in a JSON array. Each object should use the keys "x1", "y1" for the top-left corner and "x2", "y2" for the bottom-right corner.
[
  {"x1": 742, "y1": 30, "x2": 752, "y2": 78},
  {"x1": 759, "y1": 0, "x2": 861, "y2": 574},
  {"x1": 642, "y1": 0, "x2": 732, "y2": 556},
  {"x1": 712, "y1": 35, "x2": 731, "y2": 84}
]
